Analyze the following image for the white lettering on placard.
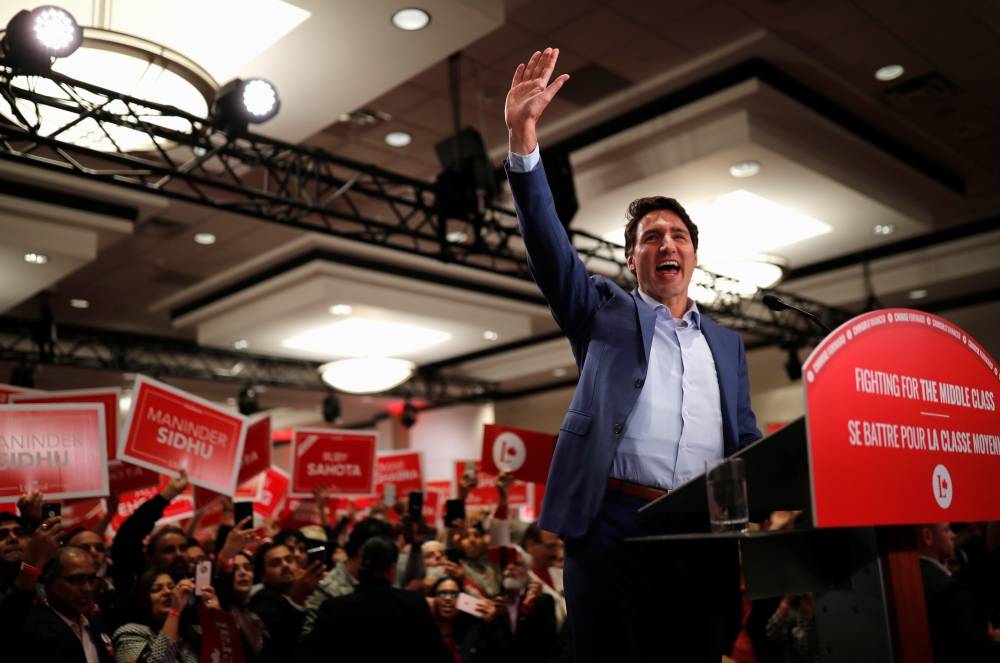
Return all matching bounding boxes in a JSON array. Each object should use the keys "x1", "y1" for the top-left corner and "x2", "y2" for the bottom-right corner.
[
  {"x1": 146, "y1": 407, "x2": 228, "y2": 446},
  {"x1": 156, "y1": 427, "x2": 214, "y2": 459},
  {"x1": 0, "y1": 450, "x2": 69, "y2": 469},
  {"x1": 306, "y1": 462, "x2": 362, "y2": 477},
  {"x1": 846, "y1": 420, "x2": 1000, "y2": 457},
  {"x1": 0, "y1": 433, "x2": 84, "y2": 449},
  {"x1": 852, "y1": 367, "x2": 995, "y2": 411}
]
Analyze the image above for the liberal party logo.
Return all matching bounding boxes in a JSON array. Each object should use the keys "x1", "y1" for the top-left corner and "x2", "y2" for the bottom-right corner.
[
  {"x1": 932, "y1": 464, "x2": 953, "y2": 509},
  {"x1": 492, "y1": 432, "x2": 526, "y2": 473}
]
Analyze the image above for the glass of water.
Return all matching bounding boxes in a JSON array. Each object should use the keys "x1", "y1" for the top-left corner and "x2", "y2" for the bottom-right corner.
[{"x1": 705, "y1": 457, "x2": 749, "y2": 533}]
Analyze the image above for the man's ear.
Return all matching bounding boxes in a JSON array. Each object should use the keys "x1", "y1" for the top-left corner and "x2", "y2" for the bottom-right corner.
[{"x1": 626, "y1": 252, "x2": 635, "y2": 275}]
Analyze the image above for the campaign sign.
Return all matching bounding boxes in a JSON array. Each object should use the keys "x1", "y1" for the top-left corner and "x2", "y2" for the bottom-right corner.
[
  {"x1": 290, "y1": 428, "x2": 377, "y2": 497},
  {"x1": 0, "y1": 404, "x2": 109, "y2": 502},
  {"x1": 12, "y1": 388, "x2": 120, "y2": 462},
  {"x1": 108, "y1": 460, "x2": 160, "y2": 493},
  {"x1": 61, "y1": 497, "x2": 107, "y2": 533},
  {"x1": 804, "y1": 309, "x2": 1000, "y2": 527},
  {"x1": 235, "y1": 472, "x2": 264, "y2": 502},
  {"x1": 109, "y1": 477, "x2": 194, "y2": 534},
  {"x1": 454, "y1": 460, "x2": 530, "y2": 507},
  {"x1": 480, "y1": 424, "x2": 556, "y2": 485},
  {"x1": 0, "y1": 384, "x2": 33, "y2": 404},
  {"x1": 255, "y1": 466, "x2": 289, "y2": 519},
  {"x1": 375, "y1": 451, "x2": 424, "y2": 500},
  {"x1": 199, "y1": 604, "x2": 246, "y2": 663},
  {"x1": 238, "y1": 415, "x2": 271, "y2": 484},
  {"x1": 120, "y1": 376, "x2": 248, "y2": 494}
]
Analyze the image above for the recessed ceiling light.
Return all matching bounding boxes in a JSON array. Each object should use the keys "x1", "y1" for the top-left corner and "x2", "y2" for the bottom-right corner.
[
  {"x1": 552, "y1": 367, "x2": 568, "y2": 377},
  {"x1": 234, "y1": 339, "x2": 249, "y2": 350},
  {"x1": 873, "y1": 223, "x2": 896, "y2": 236},
  {"x1": 483, "y1": 330, "x2": 499, "y2": 341},
  {"x1": 194, "y1": 232, "x2": 217, "y2": 245},
  {"x1": 391, "y1": 7, "x2": 431, "y2": 31},
  {"x1": 445, "y1": 231, "x2": 468, "y2": 243},
  {"x1": 384, "y1": 131, "x2": 412, "y2": 147},
  {"x1": 875, "y1": 64, "x2": 904, "y2": 82},
  {"x1": 909, "y1": 288, "x2": 928, "y2": 300},
  {"x1": 329, "y1": 304, "x2": 353, "y2": 316},
  {"x1": 729, "y1": 160, "x2": 761, "y2": 178},
  {"x1": 23, "y1": 252, "x2": 49, "y2": 264},
  {"x1": 283, "y1": 318, "x2": 451, "y2": 357},
  {"x1": 70, "y1": 298, "x2": 90, "y2": 309}
]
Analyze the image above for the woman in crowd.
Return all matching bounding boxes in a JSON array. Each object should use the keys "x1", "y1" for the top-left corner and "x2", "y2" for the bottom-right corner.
[
  {"x1": 112, "y1": 568, "x2": 218, "y2": 662},
  {"x1": 215, "y1": 517, "x2": 269, "y2": 660},
  {"x1": 430, "y1": 575, "x2": 504, "y2": 663}
]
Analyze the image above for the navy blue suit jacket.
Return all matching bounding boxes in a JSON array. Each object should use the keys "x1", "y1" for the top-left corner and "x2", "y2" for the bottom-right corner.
[{"x1": 507, "y1": 161, "x2": 761, "y2": 539}]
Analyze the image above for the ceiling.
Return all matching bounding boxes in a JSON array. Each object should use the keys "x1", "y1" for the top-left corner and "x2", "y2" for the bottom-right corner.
[{"x1": 3, "y1": 0, "x2": 999, "y2": 428}]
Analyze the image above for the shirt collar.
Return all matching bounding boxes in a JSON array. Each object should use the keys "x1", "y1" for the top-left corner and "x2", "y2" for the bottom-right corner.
[
  {"x1": 48, "y1": 603, "x2": 89, "y2": 632},
  {"x1": 919, "y1": 555, "x2": 952, "y2": 576},
  {"x1": 636, "y1": 289, "x2": 701, "y2": 328}
]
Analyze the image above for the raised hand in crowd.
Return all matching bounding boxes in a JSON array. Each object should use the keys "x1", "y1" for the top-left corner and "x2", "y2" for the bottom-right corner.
[
  {"x1": 504, "y1": 47, "x2": 570, "y2": 155},
  {"x1": 16, "y1": 490, "x2": 44, "y2": 524},
  {"x1": 159, "y1": 469, "x2": 189, "y2": 502},
  {"x1": 13, "y1": 515, "x2": 63, "y2": 593},
  {"x1": 312, "y1": 485, "x2": 330, "y2": 528},
  {"x1": 199, "y1": 585, "x2": 221, "y2": 611},
  {"x1": 289, "y1": 558, "x2": 326, "y2": 605},
  {"x1": 219, "y1": 516, "x2": 259, "y2": 561}
]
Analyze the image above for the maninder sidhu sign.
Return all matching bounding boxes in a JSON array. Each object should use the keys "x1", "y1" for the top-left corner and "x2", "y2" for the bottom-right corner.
[{"x1": 119, "y1": 375, "x2": 248, "y2": 495}]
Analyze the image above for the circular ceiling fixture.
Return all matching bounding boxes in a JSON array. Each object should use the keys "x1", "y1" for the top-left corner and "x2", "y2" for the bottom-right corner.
[
  {"x1": 329, "y1": 304, "x2": 353, "y2": 316},
  {"x1": 194, "y1": 232, "x2": 217, "y2": 245},
  {"x1": 384, "y1": 130, "x2": 412, "y2": 147},
  {"x1": 874, "y1": 64, "x2": 904, "y2": 82},
  {"x1": 319, "y1": 357, "x2": 415, "y2": 394},
  {"x1": 873, "y1": 223, "x2": 896, "y2": 236},
  {"x1": 729, "y1": 160, "x2": 761, "y2": 178},
  {"x1": 391, "y1": 7, "x2": 431, "y2": 31}
]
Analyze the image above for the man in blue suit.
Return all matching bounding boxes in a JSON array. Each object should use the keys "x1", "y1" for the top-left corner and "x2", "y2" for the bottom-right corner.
[{"x1": 504, "y1": 48, "x2": 761, "y2": 662}]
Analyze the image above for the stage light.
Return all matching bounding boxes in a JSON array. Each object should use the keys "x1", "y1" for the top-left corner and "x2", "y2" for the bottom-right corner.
[
  {"x1": 237, "y1": 384, "x2": 260, "y2": 415},
  {"x1": 400, "y1": 400, "x2": 417, "y2": 428},
  {"x1": 212, "y1": 78, "x2": 280, "y2": 133},
  {"x1": 1, "y1": 5, "x2": 82, "y2": 72},
  {"x1": 322, "y1": 391, "x2": 341, "y2": 423}
]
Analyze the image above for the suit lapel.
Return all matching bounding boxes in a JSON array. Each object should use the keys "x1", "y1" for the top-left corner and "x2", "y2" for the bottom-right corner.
[
  {"x1": 700, "y1": 316, "x2": 737, "y2": 453},
  {"x1": 631, "y1": 289, "x2": 657, "y2": 363}
]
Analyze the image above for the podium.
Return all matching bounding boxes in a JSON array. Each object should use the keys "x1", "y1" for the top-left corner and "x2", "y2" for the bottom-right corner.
[{"x1": 628, "y1": 309, "x2": 1000, "y2": 663}]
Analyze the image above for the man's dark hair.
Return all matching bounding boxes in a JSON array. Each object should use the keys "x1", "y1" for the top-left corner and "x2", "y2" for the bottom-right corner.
[
  {"x1": 145, "y1": 525, "x2": 187, "y2": 558},
  {"x1": 623, "y1": 196, "x2": 699, "y2": 256},
  {"x1": 345, "y1": 517, "x2": 394, "y2": 559},
  {"x1": 41, "y1": 545, "x2": 89, "y2": 584},
  {"x1": 253, "y1": 541, "x2": 290, "y2": 583},
  {"x1": 521, "y1": 522, "x2": 543, "y2": 548},
  {"x1": 357, "y1": 537, "x2": 397, "y2": 583},
  {"x1": 0, "y1": 512, "x2": 24, "y2": 528},
  {"x1": 275, "y1": 528, "x2": 307, "y2": 549}
]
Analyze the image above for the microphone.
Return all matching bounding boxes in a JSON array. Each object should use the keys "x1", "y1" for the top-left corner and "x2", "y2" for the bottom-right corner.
[{"x1": 762, "y1": 294, "x2": 832, "y2": 334}]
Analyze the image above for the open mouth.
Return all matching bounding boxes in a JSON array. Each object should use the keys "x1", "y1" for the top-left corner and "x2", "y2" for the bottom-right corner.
[{"x1": 656, "y1": 260, "x2": 681, "y2": 274}]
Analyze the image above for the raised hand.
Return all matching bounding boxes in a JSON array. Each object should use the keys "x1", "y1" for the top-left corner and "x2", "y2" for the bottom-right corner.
[
  {"x1": 504, "y1": 48, "x2": 570, "y2": 155},
  {"x1": 160, "y1": 469, "x2": 189, "y2": 502}
]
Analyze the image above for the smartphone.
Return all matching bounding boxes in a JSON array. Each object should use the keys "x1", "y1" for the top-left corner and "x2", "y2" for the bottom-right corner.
[
  {"x1": 445, "y1": 547, "x2": 464, "y2": 564},
  {"x1": 194, "y1": 560, "x2": 212, "y2": 596},
  {"x1": 444, "y1": 498, "x2": 465, "y2": 526},
  {"x1": 234, "y1": 500, "x2": 254, "y2": 527},
  {"x1": 383, "y1": 483, "x2": 396, "y2": 505},
  {"x1": 456, "y1": 592, "x2": 490, "y2": 617},
  {"x1": 407, "y1": 491, "x2": 423, "y2": 521},
  {"x1": 306, "y1": 545, "x2": 326, "y2": 565},
  {"x1": 41, "y1": 502, "x2": 61, "y2": 519}
]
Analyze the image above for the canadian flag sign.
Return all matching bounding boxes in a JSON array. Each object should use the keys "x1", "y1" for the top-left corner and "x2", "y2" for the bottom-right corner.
[
  {"x1": 199, "y1": 604, "x2": 246, "y2": 663},
  {"x1": 12, "y1": 388, "x2": 121, "y2": 462},
  {"x1": 238, "y1": 415, "x2": 271, "y2": 484},
  {"x1": 254, "y1": 466, "x2": 289, "y2": 519},
  {"x1": 290, "y1": 428, "x2": 377, "y2": 497},
  {"x1": 0, "y1": 404, "x2": 109, "y2": 502},
  {"x1": 480, "y1": 424, "x2": 556, "y2": 485},
  {"x1": 454, "y1": 460, "x2": 530, "y2": 507},
  {"x1": 120, "y1": 375, "x2": 248, "y2": 494},
  {"x1": 375, "y1": 451, "x2": 423, "y2": 500}
]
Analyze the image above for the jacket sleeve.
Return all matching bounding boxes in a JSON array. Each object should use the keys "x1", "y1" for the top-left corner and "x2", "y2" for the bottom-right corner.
[
  {"x1": 736, "y1": 335, "x2": 761, "y2": 448},
  {"x1": 111, "y1": 494, "x2": 169, "y2": 597},
  {"x1": 506, "y1": 160, "x2": 602, "y2": 339}
]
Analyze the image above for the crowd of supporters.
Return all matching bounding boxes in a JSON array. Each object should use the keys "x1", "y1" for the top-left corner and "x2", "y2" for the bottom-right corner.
[{"x1": 1, "y1": 472, "x2": 997, "y2": 662}]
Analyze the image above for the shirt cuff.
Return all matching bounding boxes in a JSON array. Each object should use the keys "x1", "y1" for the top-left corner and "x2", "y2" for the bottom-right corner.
[{"x1": 507, "y1": 145, "x2": 541, "y2": 173}]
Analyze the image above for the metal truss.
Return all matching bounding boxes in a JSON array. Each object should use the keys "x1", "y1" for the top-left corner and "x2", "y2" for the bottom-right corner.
[
  {"x1": 0, "y1": 316, "x2": 496, "y2": 403},
  {"x1": 0, "y1": 60, "x2": 850, "y2": 352}
]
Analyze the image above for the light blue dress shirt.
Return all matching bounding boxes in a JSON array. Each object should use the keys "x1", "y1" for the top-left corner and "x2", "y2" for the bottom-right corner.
[{"x1": 509, "y1": 145, "x2": 725, "y2": 490}]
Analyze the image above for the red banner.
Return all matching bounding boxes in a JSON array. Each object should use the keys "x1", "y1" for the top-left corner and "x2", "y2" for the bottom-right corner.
[
  {"x1": 254, "y1": 466, "x2": 289, "y2": 519},
  {"x1": 108, "y1": 460, "x2": 160, "y2": 493},
  {"x1": 120, "y1": 376, "x2": 248, "y2": 494},
  {"x1": 426, "y1": 479, "x2": 453, "y2": 499},
  {"x1": 12, "y1": 388, "x2": 120, "y2": 462},
  {"x1": 375, "y1": 451, "x2": 423, "y2": 500},
  {"x1": 480, "y1": 424, "x2": 556, "y2": 485},
  {"x1": 238, "y1": 415, "x2": 271, "y2": 484},
  {"x1": 454, "y1": 460, "x2": 530, "y2": 507},
  {"x1": 198, "y1": 604, "x2": 246, "y2": 663},
  {"x1": 0, "y1": 404, "x2": 109, "y2": 502},
  {"x1": 290, "y1": 428, "x2": 377, "y2": 497},
  {"x1": 804, "y1": 309, "x2": 1000, "y2": 527}
]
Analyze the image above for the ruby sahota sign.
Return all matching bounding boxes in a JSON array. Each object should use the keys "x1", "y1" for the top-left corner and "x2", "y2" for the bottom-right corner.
[
  {"x1": 290, "y1": 428, "x2": 377, "y2": 497},
  {"x1": 120, "y1": 376, "x2": 248, "y2": 495},
  {"x1": 804, "y1": 309, "x2": 1000, "y2": 527},
  {"x1": 0, "y1": 403, "x2": 109, "y2": 502}
]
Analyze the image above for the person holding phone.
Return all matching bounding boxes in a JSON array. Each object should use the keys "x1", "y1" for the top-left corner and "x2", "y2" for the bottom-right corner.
[
  {"x1": 504, "y1": 48, "x2": 761, "y2": 662},
  {"x1": 429, "y1": 575, "x2": 506, "y2": 663}
]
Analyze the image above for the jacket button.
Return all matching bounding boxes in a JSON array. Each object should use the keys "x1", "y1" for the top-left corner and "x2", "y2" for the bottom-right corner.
[
  {"x1": 634, "y1": 378, "x2": 643, "y2": 389},
  {"x1": 614, "y1": 423, "x2": 623, "y2": 435}
]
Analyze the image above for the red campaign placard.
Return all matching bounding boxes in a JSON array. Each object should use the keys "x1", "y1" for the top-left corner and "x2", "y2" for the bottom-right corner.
[
  {"x1": 290, "y1": 428, "x2": 377, "y2": 497},
  {"x1": 480, "y1": 424, "x2": 556, "y2": 485},
  {"x1": 198, "y1": 604, "x2": 246, "y2": 663},
  {"x1": 279, "y1": 497, "x2": 322, "y2": 530},
  {"x1": 426, "y1": 479, "x2": 453, "y2": 499},
  {"x1": 0, "y1": 404, "x2": 109, "y2": 502},
  {"x1": 108, "y1": 477, "x2": 194, "y2": 534},
  {"x1": 804, "y1": 308, "x2": 1000, "y2": 527},
  {"x1": 454, "y1": 460, "x2": 530, "y2": 507},
  {"x1": 61, "y1": 497, "x2": 107, "y2": 533},
  {"x1": 235, "y1": 472, "x2": 264, "y2": 502},
  {"x1": 12, "y1": 388, "x2": 120, "y2": 462},
  {"x1": 422, "y1": 489, "x2": 441, "y2": 524},
  {"x1": 375, "y1": 451, "x2": 424, "y2": 500},
  {"x1": 239, "y1": 415, "x2": 271, "y2": 484},
  {"x1": 254, "y1": 466, "x2": 289, "y2": 519},
  {"x1": 108, "y1": 460, "x2": 160, "y2": 493},
  {"x1": 0, "y1": 384, "x2": 34, "y2": 404},
  {"x1": 120, "y1": 375, "x2": 248, "y2": 495},
  {"x1": 194, "y1": 485, "x2": 223, "y2": 511}
]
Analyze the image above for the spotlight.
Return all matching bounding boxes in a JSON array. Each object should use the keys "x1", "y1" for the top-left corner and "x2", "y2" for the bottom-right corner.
[
  {"x1": 211, "y1": 78, "x2": 281, "y2": 133},
  {"x1": 322, "y1": 391, "x2": 341, "y2": 423},
  {"x1": 9, "y1": 363, "x2": 35, "y2": 388},
  {"x1": 237, "y1": 384, "x2": 260, "y2": 415},
  {"x1": 783, "y1": 345, "x2": 802, "y2": 382},
  {"x1": 400, "y1": 400, "x2": 417, "y2": 428},
  {"x1": 1, "y1": 5, "x2": 82, "y2": 72}
]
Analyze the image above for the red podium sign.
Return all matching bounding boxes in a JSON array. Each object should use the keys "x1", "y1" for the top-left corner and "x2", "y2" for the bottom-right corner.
[{"x1": 804, "y1": 309, "x2": 1000, "y2": 527}]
